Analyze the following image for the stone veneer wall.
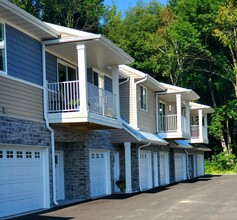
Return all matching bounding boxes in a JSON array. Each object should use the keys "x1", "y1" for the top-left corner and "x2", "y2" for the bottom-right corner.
[
  {"x1": 0, "y1": 115, "x2": 50, "y2": 146},
  {"x1": 53, "y1": 125, "x2": 114, "y2": 200}
]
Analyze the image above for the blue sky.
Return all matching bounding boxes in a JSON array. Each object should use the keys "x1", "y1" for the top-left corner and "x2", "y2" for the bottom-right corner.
[{"x1": 104, "y1": 0, "x2": 168, "y2": 13}]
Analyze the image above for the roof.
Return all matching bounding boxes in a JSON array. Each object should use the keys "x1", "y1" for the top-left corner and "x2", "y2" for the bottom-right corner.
[
  {"x1": 158, "y1": 83, "x2": 200, "y2": 102},
  {"x1": 171, "y1": 140, "x2": 193, "y2": 149},
  {"x1": 119, "y1": 65, "x2": 165, "y2": 92},
  {"x1": 0, "y1": 0, "x2": 59, "y2": 40},
  {"x1": 42, "y1": 26, "x2": 134, "y2": 67},
  {"x1": 190, "y1": 102, "x2": 214, "y2": 114},
  {"x1": 121, "y1": 119, "x2": 168, "y2": 145}
]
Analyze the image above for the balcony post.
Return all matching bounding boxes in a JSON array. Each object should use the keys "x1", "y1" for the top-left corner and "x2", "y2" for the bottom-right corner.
[
  {"x1": 186, "y1": 100, "x2": 190, "y2": 134},
  {"x1": 204, "y1": 113, "x2": 208, "y2": 139},
  {"x1": 77, "y1": 44, "x2": 88, "y2": 114},
  {"x1": 111, "y1": 65, "x2": 120, "y2": 119},
  {"x1": 124, "y1": 142, "x2": 132, "y2": 193},
  {"x1": 176, "y1": 94, "x2": 182, "y2": 133},
  {"x1": 198, "y1": 109, "x2": 203, "y2": 139}
]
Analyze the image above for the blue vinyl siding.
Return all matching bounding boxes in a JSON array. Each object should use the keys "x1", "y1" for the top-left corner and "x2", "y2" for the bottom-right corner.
[
  {"x1": 46, "y1": 52, "x2": 57, "y2": 83},
  {"x1": 6, "y1": 25, "x2": 43, "y2": 86},
  {"x1": 105, "y1": 76, "x2": 112, "y2": 92}
]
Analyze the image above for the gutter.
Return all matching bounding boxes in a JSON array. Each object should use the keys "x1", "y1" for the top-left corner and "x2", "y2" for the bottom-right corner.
[
  {"x1": 119, "y1": 76, "x2": 130, "y2": 86},
  {"x1": 138, "y1": 142, "x2": 151, "y2": 191},
  {"x1": 42, "y1": 44, "x2": 58, "y2": 206},
  {"x1": 133, "y1": 76, "x2": 148, "y2": 129}
]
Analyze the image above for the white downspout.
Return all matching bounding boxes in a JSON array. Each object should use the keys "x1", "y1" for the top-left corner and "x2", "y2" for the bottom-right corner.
[
  {"x1": 184, "y1": 149, "x2": 190, "y2": 180},
  {"x1": 138, "y1": 141, "x2": 151, "y2": 191},
  {"x1": 42, "y1": 44, "x2": 58, "y2": 206},
  {"x1": 133, "y1": 76, "x2": 147, "y2": 129}
]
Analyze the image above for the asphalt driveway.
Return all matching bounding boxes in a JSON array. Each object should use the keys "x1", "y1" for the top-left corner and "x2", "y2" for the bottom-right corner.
[{"x1": 12, "y1": 175, "x2": 237, "y2": 220}]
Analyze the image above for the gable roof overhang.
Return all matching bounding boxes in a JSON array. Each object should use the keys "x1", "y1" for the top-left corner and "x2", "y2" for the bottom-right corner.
[
  {"x1": 0, "y1": 0, "x2": 59, "y2": 40},
  {"x1": 157, "y1": 83, "x2": 200, "y2": 102},
  {"x1": 119, "y1": 65, "x2": 166, "y2": 92},
  {"x1": 190, "y1": 102, "x2": 214, "y2": 114}
]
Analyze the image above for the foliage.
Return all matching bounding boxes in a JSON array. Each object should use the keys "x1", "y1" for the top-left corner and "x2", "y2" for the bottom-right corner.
[
  {"x1": 205, "y1": 152, "x2": 237, "y2": 173},
  {"x1": 115, "y1": 179, "x2": 126, "y2": 192},
  {"x1": 9, "y1": 0, "x2": 43, "y2": 18},
  {"x1": 10, "y1": 0, "x2": 104, "y2": 32}
]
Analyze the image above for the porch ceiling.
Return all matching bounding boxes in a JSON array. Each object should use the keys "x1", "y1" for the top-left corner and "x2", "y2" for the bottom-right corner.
[
  {"x1": 159, "y1": 92, "x2": 198, "y2": 103},
  {"x1": 45, "y1": 38, "x2": 134, "y2": 68}
]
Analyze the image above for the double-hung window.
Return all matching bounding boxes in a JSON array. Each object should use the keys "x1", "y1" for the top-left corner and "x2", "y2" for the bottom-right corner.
[
  {"x1": 0, "y1": 22, "x2": 6, "y2": 72},
  {"x1": 57, "y1": 60, "x2": 77, "y2": 82},
  {"x1": 140, "y1": 85, "x2": 147, "y2": 111}
]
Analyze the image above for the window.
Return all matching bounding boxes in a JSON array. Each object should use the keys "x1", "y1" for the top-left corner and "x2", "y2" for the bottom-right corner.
[
  {"x1": 0, "y1": 22, "x2": 6, "y2": 72},
  {"x1": 58, "y1": 60, "x2": 77, "y2": 82},
  {"x1": 140, "y1": 85, "x2": 147, "y2": 111}
]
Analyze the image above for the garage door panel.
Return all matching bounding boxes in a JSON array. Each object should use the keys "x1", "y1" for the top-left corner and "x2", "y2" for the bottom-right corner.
[{"x1": 0, "y1": 147, "x2": 45, "y2": 218}]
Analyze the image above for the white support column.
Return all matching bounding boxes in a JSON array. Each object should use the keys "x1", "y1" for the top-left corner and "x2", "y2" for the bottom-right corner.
[
  {"x1": 77, "y1": 44, "x2": 88, "y2": 114},
  {"x1": 186, "y1": 100, "x2": 190, "y2": 134},
  {"x1": 204, "y1": 113, "x2": 208, "y2": 139},
  {"x1": 124, "y1": 142, "x2": 132, "y2": 193},
  {"x1": 112, "y1": 65, "x2": 120, "y2": 119},
  {"x1": 176, "y1": 94, "x2": 182, "y2": 133},
  {"x1": 198, "y1": 109, "x2": 203, "y2": 139},
  {"x1": 156, "y1": 94, "x2": 159, "y2": 133}
]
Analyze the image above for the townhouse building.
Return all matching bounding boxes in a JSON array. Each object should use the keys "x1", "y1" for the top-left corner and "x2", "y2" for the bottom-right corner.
[{"x1": 0, "y1": 1, "x2": 213, "y2": 218}]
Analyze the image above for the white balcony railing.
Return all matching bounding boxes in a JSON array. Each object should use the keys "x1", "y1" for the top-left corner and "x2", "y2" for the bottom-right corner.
[
  {"x1": 191, "y1": 125, "x2": 208, "y2": 139},
  {"x1": 48, "y1": 81, "x2": 117, "y2": 119},
  {"x1": 158, "y1": 114, "x2": 189, "y2": 133},
  {"x1": 158, "y1": 114, "x2": 177, "y2": 132}
]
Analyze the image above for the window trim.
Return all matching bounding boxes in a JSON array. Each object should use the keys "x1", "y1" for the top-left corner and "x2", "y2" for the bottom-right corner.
[
  {"x1": 0, "y1": 21, "x2": 7, "y2": 74},
  {"x1": 140, "y1": 84, "x2": 148, "y2": 111},
  {"x1": 57, "y1": 59, "x2": 77, "y2": 82}
]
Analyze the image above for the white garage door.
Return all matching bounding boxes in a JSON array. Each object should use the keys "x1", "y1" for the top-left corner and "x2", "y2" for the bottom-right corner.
[
  {"x1": 0, "y1": 146, "x2": 45, "y2": 218},
  {"x1": 175, "y1": 153, "x2": 187, "y2": 182},
  {"x1": 140, "y1": 151, "x2": 152, "y2": 190},
  {"x1": 159, "y1": 151, "x2": 169, "y2": 186},
  {"x1": 89, "y1": 150, "x2": 110, "y2": 198},
  {"x1": 197, "y1": 154, "x2": 204, "y2": 176}
]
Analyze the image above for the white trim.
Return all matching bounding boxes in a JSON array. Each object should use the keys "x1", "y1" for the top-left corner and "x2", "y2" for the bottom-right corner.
[
  {"x1": 0, "y1": 71, "x2": 43, "y2": 89},
  {"x1": 57, "y1": 58, "x2": 78, "y2": 81},
  {"x1": 139, "y1": 84, "x2": 148, "y2": 112},
  {"x1": 0, "y1": 20, "x2": 7, "y2": 74},
  {"x1": 113, "y1": 151, "x2": 120, "y2": 192},
  {"x1": 0, "y1": 0, "x2": 59, "y2": 38}
]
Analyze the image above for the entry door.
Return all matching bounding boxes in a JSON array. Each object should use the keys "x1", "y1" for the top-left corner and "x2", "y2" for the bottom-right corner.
[
  {"x1": 89, "y1": 150, "x2": 110, "y2": 198},
  {"x1": 188, "y1": 155, "x2": 194, "y2": 178},
  {"x1": 140, "y1": 150, "x2": 152, "y2": 190},
  {"x1": 160, "y1": 151, "x2": 169, "y2": 185},
  {"x1": 55, "y1": 151, "x2": 65, "y2": 201},
  {"x1": 197, "y1": 154, "x2": 204, "y2": 176},
  {"x1": 153, "y1": 152, "x2": 159, "y2": 187},
  {"x1": 113, "y1": 152, "x2": 120, "y2": 192},
  {"x1": 175, "y1": 153, "x2": 187, "y2": 182}
]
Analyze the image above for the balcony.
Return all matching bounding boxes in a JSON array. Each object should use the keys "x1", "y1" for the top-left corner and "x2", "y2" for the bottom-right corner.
[
  {"x1": 158, "y1": 114, "x2": 191, "y2": 139},
  {"x1": 47, "y1": 81, "x2": 121, "y2": 129},
  {"x1": 190, "y1": 125, "x2": 208, "y2": 144}
]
